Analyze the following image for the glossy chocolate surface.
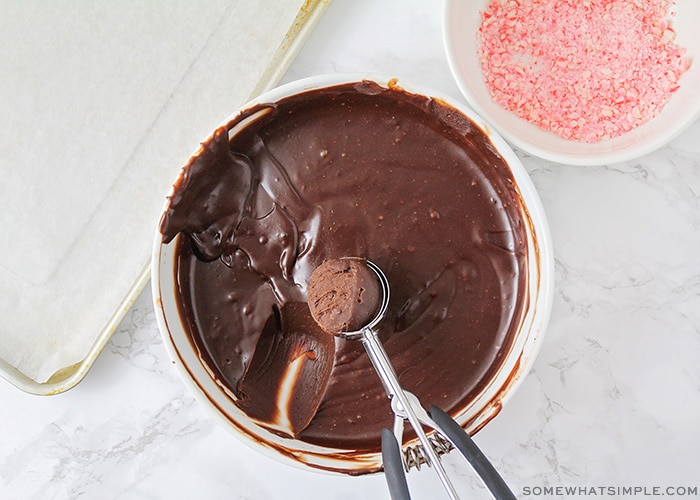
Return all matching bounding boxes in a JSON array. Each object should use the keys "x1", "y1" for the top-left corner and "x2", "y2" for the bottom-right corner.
[{"x1": 160, "y1": 81, "x2": 529, "y2": 451}]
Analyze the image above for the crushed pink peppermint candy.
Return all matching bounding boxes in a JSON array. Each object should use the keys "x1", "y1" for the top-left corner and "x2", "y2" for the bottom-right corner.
[{"x1": 477, "y1": 0, "x2": 691, "y2": 143}]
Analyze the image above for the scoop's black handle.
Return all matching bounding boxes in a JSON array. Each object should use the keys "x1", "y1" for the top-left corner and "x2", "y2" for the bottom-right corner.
[
  {"x1": 381, "y1": 427, "x2": 411, "y2": 500},
  {"x1": 429, "y1": 405, "x2": 516, "y2": 500}
]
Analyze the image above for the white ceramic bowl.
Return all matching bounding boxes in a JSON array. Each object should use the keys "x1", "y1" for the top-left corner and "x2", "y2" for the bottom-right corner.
[
  {"x1": 152, "y1": 74, "x2": 554, "y2": 474},
  {"x1": 443, "y1": 0, "x2": 700, "y2": 166}
]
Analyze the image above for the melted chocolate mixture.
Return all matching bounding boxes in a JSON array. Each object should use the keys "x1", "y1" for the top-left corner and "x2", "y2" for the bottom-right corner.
[{"x1": 161, "y1": 81, "x2": 529, "y2": 452}]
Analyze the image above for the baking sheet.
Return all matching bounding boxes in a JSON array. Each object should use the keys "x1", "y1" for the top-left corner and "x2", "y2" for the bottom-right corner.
[{"x1": 0, "y1": 0, "x2": 331, "y2": 394}]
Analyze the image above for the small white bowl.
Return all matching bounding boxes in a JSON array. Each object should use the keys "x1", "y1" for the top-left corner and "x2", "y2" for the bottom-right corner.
[
  {"x1": 443, "y1": 0, "x2": 700, "y2": 166},
  {"x1": 152, "y1": 74, "x2": 554, "y2": 474}
]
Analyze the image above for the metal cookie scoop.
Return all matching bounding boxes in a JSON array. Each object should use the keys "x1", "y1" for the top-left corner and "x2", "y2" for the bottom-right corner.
[{"x1": 307, "y1": 258, "x2": 516, "y2": 500}]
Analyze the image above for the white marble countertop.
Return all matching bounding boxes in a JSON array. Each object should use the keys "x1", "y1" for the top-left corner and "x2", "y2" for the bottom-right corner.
[{"x1": 2, "y1": 1, "x2": 699, "y2": 499}]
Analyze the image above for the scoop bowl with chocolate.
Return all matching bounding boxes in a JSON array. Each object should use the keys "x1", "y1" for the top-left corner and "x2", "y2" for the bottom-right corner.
[{"x1": 152, "y1": 74, "x2": 553, "y2": 475}]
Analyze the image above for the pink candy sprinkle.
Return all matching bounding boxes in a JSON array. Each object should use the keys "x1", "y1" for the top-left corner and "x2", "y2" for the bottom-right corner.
[{"x1": 477, "y1": 0, "x2": 691, "y2": 143}]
